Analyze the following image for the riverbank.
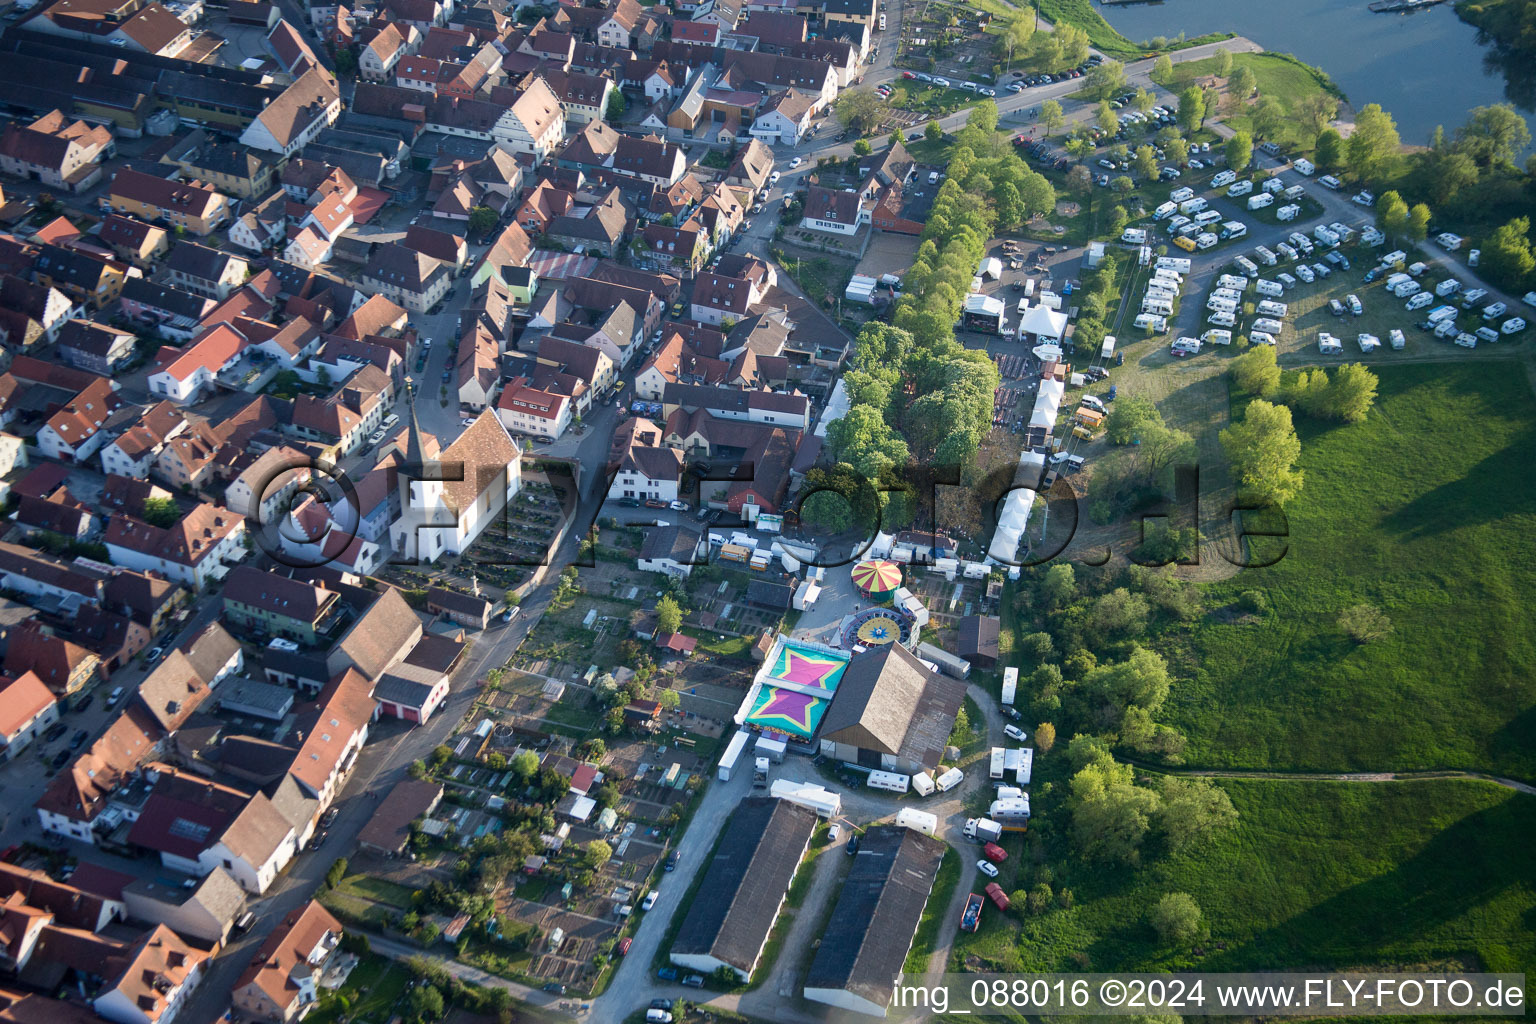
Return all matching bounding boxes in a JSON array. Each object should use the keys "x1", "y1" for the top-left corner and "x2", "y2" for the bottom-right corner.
[
  {"x1": 1164, "y1": 50, "x2": 1349, "y2": 155},
  {"x1": 1035, "y1": 0, "x2": 1236, "y2": 58}
]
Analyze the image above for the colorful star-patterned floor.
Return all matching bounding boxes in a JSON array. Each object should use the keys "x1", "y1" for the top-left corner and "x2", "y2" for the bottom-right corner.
[{"x1": 741, "y1": 639, "x2": 851, "y2": 739}]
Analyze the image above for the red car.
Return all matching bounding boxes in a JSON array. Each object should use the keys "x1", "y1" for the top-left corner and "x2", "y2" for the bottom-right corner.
[
  {"x1": 618, "y1": 937, "x2": 633, "y2": 956},
  {"x1": 982, "y1": 842, "x2": 1008, "y2": 864},
  {"x1": 902, "y1": 71, "x2": 917, "y2": 79},
  {"x1": 985, "y1": 882, "x2": 1011, "y2": 911}
]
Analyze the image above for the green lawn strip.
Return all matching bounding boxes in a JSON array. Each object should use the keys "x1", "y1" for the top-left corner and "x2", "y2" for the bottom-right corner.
[
  {"x1": 904, "y1": 846, "x2": 963, "y2": 973},
  {"x1": 1160, "y1": 362, "x2": 1536, "y2": 776},
  {"x1": 680, "y1": 627, "x2": 753, "y2": 659},
  {"x1": 306, "y1": 954, "x2": 412, "y2": 1024},
  {"x1": 956, "y1": 777, "x2": 1536, "y2": 977},
  {"x1": 335, "y1": 874, "x2": 418, "y2": 909}
]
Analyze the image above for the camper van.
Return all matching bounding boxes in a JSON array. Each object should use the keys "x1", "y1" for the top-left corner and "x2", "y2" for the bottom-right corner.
[
  {"x1": 1255, "y1": 279, "x2": 1284, "y2": 298},
  {"x1": 1254, "y1": 246, "x2": 1278, "y2": 265},
  {"x1": 1314, "y1": 226, "x2": 1340, "y2": 247},
  {"x1": 1207, "y1": 310, "x2": 1237, "y2": 328},
  {"x1": 1156, "y1": 256, "x2": 1192, "y2": 274},
  {"x1": 1206, "y1": 296, "x2": 1238, "y2": 315},
  {"x1": 1179, "y1": 197, "x2": 1209, "y2": 215},
  {"x1": 1318, "y1": 332, "x2": 1343, "y2": 354},
  {"x1": 1435, "y1": 279, "x2": 1462, "y2": 297},
  {"x1": 1234, "y1": 255, "x2": 1260, "y2": 277},
  {"x1": 867, "y1": 770, "x2": 911, "y2": 794},
  {"x1": 1170, "y1": 186, "x2": 1195, "y2": 204},
  {"x1": 1227, "y1": 180, "x2": 1254, "y2": 197},
  {"x1": 1277, "y1": 204, "x2": 1301, "y2": 222},
  {"x1": 1211, "y1": 169, "x2": 1237, "y2": 188},
  {"x1": 1143, "y1": 298, "x2": 1174, "y2": 316},
  {"x1": 1427, "y1": 304, "x2": 1459, "y2": 324},
  {"x1": 1171, "y1": 337, "x2": 1202, "y2": 356},
  {"x1": 1392, "y1": 280, "x2": 1420, "y2": 299},
  {"x1": 1389, "y1": 329, "x2": 1406, "y2": 349},
  {"x1": 1201, "y1": 329, "x2": 1232, "y2": 346},
  {"x1": 1216, "y1": 274, "x2": 1247, "y2": 292},
  {"x1": 1248, "y1": 193, "x2": 1274, "y2": 210},
  {"x1": 1122, "y1": 227, "x2": 1148, "y2": 244},
  {"x1": 1252, "y1": 317, "x2": 1285, "y2": 335},
  {"x1": 1134, "y1": 313, "x2": 1167, "y2": 332},
  {"x1": 1250, "y1": 331, "x2": 1277, "y2": 346},
  {"x1": 1406, "y1": 291, "x2": 1432, "y2": 311},
  {"x1": 1195, "y1": 233, "x2": 1218, "y2": 251},
  {"x1": 1154, "y1": 201, "x2": 1178, "y2": 220},
  {"x1": 1218, "y1": 220, "x2": 1246, "y2": 240},
  {"x1": 1256, "y1": 300, "x2": 1288, "y2": 318},
  {"x1": 1435, "y1": 319, "x2": 1462, "y2": 339}
]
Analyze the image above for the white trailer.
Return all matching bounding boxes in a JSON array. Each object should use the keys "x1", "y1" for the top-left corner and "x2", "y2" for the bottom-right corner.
[
  {"x1": 717, "y1": 730, "x2": 750, "y2": 781},
  {"x1": 896, "y1": 808, "x2": 938, "y2": 837},
  {"x1": 1100, "y1": 336, "x2": 1115, "y2": 359},
  {"x1": 770, "y1": 779, "x2": 842, "y2": 818},
  {"x1": 1005, "y1": 747, "x2": 1034, "y2": 785},
  {"x1": 989, "y1": 747, "x2": 1006, "y2": 780},
  {"x1": 1001, "y1": 666, "x2": 1018, "y2": 706},
  {"x1": 867, "y1": 770, "x2": 910, "y2": 794},
  {"x1": 935, "y1": 767, "x2": 964, "y2": 792},
  {"x1": 989, "y1": 796, "x2": 1032, "y2": 831},
  {"x1": 911, "y1": 771, "x2": 936, "y2": 796}
]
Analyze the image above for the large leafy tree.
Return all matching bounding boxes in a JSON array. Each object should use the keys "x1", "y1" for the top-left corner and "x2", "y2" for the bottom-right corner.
[
  {"x1": 1219, "y1": 399, "x2": 1304, "y2": 506},
  {"x1": 1345, "y1": 103, "x2": 1402, "y2": 180}
]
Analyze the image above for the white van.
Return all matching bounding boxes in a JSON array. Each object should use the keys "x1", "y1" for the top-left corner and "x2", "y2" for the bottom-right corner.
[
  {"x1": 1154, "y1": 201, "x2": 1177, "y2": 220},
  {"x1": 1196, "y1": 233, "x2": 1219, "y2": 250},
  {"x1": 1206, "y1": 297, "x2": 1237, "y2": 314},
  {"x1": 1227, "y1": 180, "x2": 1254, "y2": 197},
  {"x1": 1179, "y1": 197, "x2": 1209, "y2": 215},
  {"x1": 1257, "y1": 300, "x2": 1288, "y2": 318},
  {"x1": 928, "y1": 171, "x2": 940, "y2": 184},
  {"x1": 1134, "y1": 313, "x2": 1168, "y2": 331},
  {"x1": 1255, "y1": 279, "x2": 1284, "y2": 298},
  {"x1": 1406, "y1": 292, "x2": 1432, "y2": 311},
  {"x1": 1201, "y1": 329, "x2": 1232, "y2": 345},
  {"x1": 1143, "y1": 298, "x2": 1174, "y2": 316},
  {"x1": 1252, "y1": 317, "x2": 1285, "y2": 335},
  {"x1": 1170, "y1": 186, "x2": 1195, "y2": 204},
  {"x1": 1207, "y1": 310, "x2": 1236, "y2": 328},
  {"x1": 1156, "y1": 256, "x2": 1192, "y2": 273},
  {"x1": 1017, "y1": 297, "x2": 1029, "y2": 315},
  {"x1": 1211, "y1": 169, "x2": 1237, "y2": 188}
]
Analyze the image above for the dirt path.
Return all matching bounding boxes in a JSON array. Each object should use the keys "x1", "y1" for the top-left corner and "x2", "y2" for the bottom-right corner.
[{"x1": 1123, "y1": 761, "x2": 1536, "y2": 796}]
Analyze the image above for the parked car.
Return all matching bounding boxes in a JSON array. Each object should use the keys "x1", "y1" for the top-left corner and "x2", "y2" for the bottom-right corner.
[
  {"x1": 655, "y1": 969, "x2": 677, "y2": 983},
  {"x1": 544, "y1": 982, "x2": 568, "y2": 994},
  {"x1": 977, "y1": 860, "x2": 999, "y2": 878},
  {"x1": 642, "y1": 890, "x2": 659, "y2": 911},
  {"x1": 618, "y1": 937, "x2": 633, "y2": 957},
  {"x1": 1004, "y1": 724, "x2": 1028, "y2": 741},
  {"x1": 1329, "y1": 299, "x2": 1346, "y2": 316},
  {"x1": 846, "y1": 833, "x2": 861, "y2": 856},
  {"x1": 69, "y1": 729, "x2": 89, "y2": 750},
  {"x1": 664, "y1": 850, "x2": 680, "y2": 872},
  {"x1": 682, "y1": 975, "x2": 705, "y2": 989},
  {"x1": 320, "y1": 807, "x2": 340, "y2": 828},
  {"x1": 652, "y1": 1000, "x2": 674, "y2": 1011},
  {"x1": 827, "y1": 823, "x2": 841, "y2": 842},
  {"x1": 44, "y1": 722, "x2": 68, "y2": 743}
]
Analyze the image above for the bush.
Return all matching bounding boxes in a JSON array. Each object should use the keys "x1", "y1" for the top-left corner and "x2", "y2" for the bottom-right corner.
[
  {"x1": 1339, "y1": 603, "x2": 1392, "y2": 643},
  {"x1": 1150, "y1": 892, "x2": 1203, "y2": 945},
  {"x1": 1238, "y1": 590, "x2": 1268, "y2": 614},
  {"x1": 325, "y1": 857, "x2": 348, "y2": 890}
]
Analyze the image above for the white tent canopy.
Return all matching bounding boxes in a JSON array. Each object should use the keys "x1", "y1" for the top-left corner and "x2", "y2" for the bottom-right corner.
[
  {"x1": 1019, "y1": 304, "x2": 1068, "y2": 340},
  {"x1": 1032, "y1": 343, "x2": 1063, "y2": 361},
  {"x1": 1029, "y1": 378, "x2": 1065, "y2": 431},
  {"x1": 989, "y1": 486, "x2": 1036, "y2": 563}
]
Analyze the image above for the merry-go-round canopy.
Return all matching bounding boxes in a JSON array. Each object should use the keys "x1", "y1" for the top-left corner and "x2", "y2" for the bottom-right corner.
[{"x1": 850, "y1": 558, "x2": 902, "y2": 595}]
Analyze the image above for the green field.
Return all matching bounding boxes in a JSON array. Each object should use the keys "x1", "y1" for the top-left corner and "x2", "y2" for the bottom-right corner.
[
  {"x1": 306, "y1": 955, "x2": 412, "y2": 1024},
  {"x1": 955, "y1": 778, "x2": 1536, "y2": 976},
  {"x1": 1160, "y1": 362, "x2": 1536, "y2": 776},
  {"x1": 1165, "y1": 52, "x2": 1343, "y2": 154}
]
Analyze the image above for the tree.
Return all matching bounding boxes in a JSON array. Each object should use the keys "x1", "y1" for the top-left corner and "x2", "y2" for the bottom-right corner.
[
  {"x1": 1065, "y1": 134, "x2": 1094, "y2": 162},
  {"x1": 1345, "y1": 103, "x2": 1401, "y2": 180},
  {"x1": 511, "y1": 750, "x2": 540, "y2": 782},
  {"x1": 1107, "y1": 204, "x2": 1129, "y2": 238},
  {"x1": 467, "y1": 205, "x2": 498, "y2": 235},
  {"x1": 1150, "y1": 54, "x2": 1174, "y2": 86},
  {"x1": 1376, "y1": 190, "x2": 1410, "y2": 239},
  {"x1": 582, "y1": 839, "x2": 613, "y2": 870},
  {"x1": 853, "y1": 138, "x2": 872, "y2": 156},
  {"x1": 655, "y1": 595, "x2": 683, "y2": 634},
  {"x1": 1134, "y1": 87, "x2": 1155, "y2": 114},
  {"x1": 1035, "y1": 722, "x2": 1056, "y2": 755},
  {"x1": 141, "y1": 496, "x2": 180, "y2": 528},
  {"x1": 325, "y1": 857, "x2": 348, "y2": 889},
  {"x1": 1250, "y1": 97, "x2": 1285, "y2": 141},
  {"x1": 1407, "y1": 203, "x2": 1432, "y2": 242},
  {"x1": 1150, "y1": 893, "x2": 1202, "y2": 945},
  {"x1": 1157, "y1": 776, "x2": 1239, "y2": 851},
  {"x1": 1082, "y1": 646, "x2": 1170, "y2": 716},
  {"x1": 1165, "y1": 137, "x2": 1189, "y2": 167},
  {"x1": 1055, "y1": 23, "x2": 1090, "y2": 67},
  {"x1": 1339, "y1": 603, "x2": 1392, "y2": 643},
  {"x1": 1070, "y1": 756, "x2": 1161, "y2": 863},
  {"x1": 1314, "y1": 128, "x2": 1345, "y2": 172},
  {"x1": 1066, "y1": 164, "x2": 1092, "y2": 193},
  {"x1": 1039, "y1": 99, "x2": 1064, "y2": 138},
  {"x1": 997, "y1": 10, "x2": 1036, "y2": 68},
  {"x1": 657, "y1": 688, "x2": 680, "y2": 710},
  {"x1": 1086, "y1": 59, "x2": 1127, "y2": 100},
  {"x1": 606, "y1": 90, "x2": 627, "y2": 121},
  {"x1": 1481, "y1": 216, "x2": 1535, "y2": 291},
  {"x1": 1230, "y1": 344, "x2": 1280, "y2": 396},
  {"x1": 1176, "y1": 87, "x2": 1205, "y2": 134},
  {"x1": 1456, "y1": 103, "x2": 1531, "y2": 169},
  {"x1": 1228, "y1": 64, "x2": 1257, "y2": 105},
  {"x1": 430, "y1": 744, "x2": 453, "y2": 768},
  {"x1": 1097, "y1": 100, "x2": 1118, "y2": 135},
  {"x1": 836, "y1": 88, "x2": 887, "y2": 137},
  {"x1": 1134, "y1": 144, "x2": 1158, "y2": 181},
  {"x1": 333, "y1": 47, "x2": 358, "y2": 77},
  {"x1": 407, "y1": 986, "x2": 445, "y2": 1024},
  {"x1": 925, "y1": 120, "x2": 943, "y2": 143},
  {"x1": 1324, "y1": 363, "x2": 1379, "y2": 423},
  {"x1": 1027, "y1": 883, "x2": 1054, "y2": 914},
  {"x1": 1212, "y1": 47, "x2": 1233, "y2": 78},
  {"x1": 1224, "y1": 130, "x2": 1252, "y2": 172},
  {"x1": 1106, "y1": 394, "x2": 1162, "y2": 444},
  {"x1": 1297, "y1": 93, "x2": 1339, "y2": 142},
  {"x1": 1041, "y1": 563, "x2": 1076, "y2": 608},
  {"x1": 1219, "y1": 400, "x2": 1303, "y2": 507},
  {"x1": 1112, "y1": 176, "x2": 1134, "y2": 194}
]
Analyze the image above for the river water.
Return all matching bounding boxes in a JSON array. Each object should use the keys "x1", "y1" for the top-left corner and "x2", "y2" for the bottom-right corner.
[{"x1": 1097, "y1": 0, "x2": 1534, "y2": 147}]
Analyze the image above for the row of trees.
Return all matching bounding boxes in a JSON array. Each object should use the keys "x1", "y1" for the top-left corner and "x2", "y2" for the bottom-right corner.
[
  {"x1": 994, "y1": 12, "x2": 1090, "y2": 76},
  {"x1": 1230, "y1": 347, "x2": 1379, "y2": 424}
]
